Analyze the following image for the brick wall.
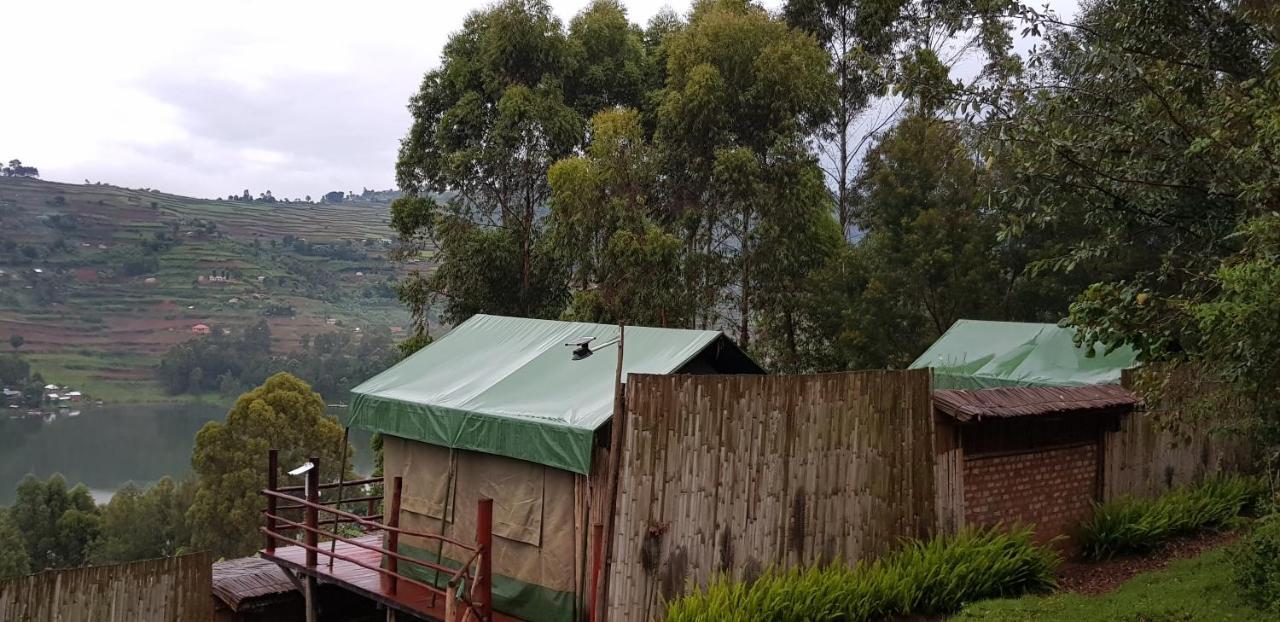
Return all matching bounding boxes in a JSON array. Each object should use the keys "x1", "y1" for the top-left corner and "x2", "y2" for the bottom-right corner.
[{"x1": 963, "y1": 443, "x2": 1099, "y2": 543}]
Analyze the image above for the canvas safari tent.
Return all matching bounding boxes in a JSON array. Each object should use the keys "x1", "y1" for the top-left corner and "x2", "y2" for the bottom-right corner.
[
  {"x1": 346, "y1": 314, "x2": 761, "y2": 621},
  {"x1": 909, "y1": 319, "x2": 1139, "y2": 390}
]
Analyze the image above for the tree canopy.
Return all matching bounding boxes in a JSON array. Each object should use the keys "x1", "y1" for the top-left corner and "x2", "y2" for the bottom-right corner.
[{"x1": 187, "y1": 372, "x2": 353, "y2": 558}]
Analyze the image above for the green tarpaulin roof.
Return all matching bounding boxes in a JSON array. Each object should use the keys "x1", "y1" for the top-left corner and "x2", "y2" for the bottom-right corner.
[
  {"x1": 908, "y1": 319, "x2": 1138, "y2": 390},
  {"x1": 348, "y1": 314, "x2": 754, "y2": 474}
]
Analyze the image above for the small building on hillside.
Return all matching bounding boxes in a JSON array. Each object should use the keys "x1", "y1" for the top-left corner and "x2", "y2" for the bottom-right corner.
[
  {"x1": 192, "y1": 324, "x2": 211, "y2": 335},
  {"x1": 914, "y1": 320, "x2": 1143, "y2": 544},
  {"x1": 342, "y1": 314, "x2": 763, "y2": 621}
]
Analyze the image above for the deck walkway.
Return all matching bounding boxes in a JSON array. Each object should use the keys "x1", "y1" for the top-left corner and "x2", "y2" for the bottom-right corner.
[{"x1": 261, "y1": 535, "x2": 522, "y2": 622}]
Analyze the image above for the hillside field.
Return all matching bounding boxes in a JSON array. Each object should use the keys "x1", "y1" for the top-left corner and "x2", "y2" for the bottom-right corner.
[{"x1": 0, "y1": 177, "x2": 420, "y2": 403}]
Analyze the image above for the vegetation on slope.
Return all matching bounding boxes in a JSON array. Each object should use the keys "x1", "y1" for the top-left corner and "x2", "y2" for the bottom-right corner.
[
  {"x1": 0, "y1": 176, "x2": 413, "y2": 401},
  {"x1": 666, "y1": 526, "x2": 1057, "y2": 621},
  {"x1": 956, "y1": 546, "x2": 1266, "y2": 621}
]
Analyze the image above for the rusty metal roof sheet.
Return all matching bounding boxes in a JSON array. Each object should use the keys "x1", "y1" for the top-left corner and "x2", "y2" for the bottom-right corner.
[
  {"x1": 933, "y1": 384, "x2": 1139, "y2": 423},
  {"x1": 211, "y1": 556, "x2": 297, "y2": 612}
]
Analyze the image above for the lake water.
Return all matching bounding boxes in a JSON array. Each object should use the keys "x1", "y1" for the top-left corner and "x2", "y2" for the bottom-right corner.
[{"x1": 0, "y1": 403, "x2": 375, "y2": 505}]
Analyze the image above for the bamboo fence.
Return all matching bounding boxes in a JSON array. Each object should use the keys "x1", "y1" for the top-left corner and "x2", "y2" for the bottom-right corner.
[
  {"x1": 606, "y1": 370, "x2": 936, "y2": 620},
  {"x1": 0, "y1": 552, "x2": 212, "y2": 622}
]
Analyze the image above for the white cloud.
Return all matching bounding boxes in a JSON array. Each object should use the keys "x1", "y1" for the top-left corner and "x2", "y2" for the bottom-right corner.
[{"x1": 0, "y1": 0, "x2": 1075, "y2": 199}]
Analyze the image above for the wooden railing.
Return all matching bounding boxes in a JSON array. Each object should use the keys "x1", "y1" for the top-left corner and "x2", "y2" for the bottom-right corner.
[{"x1": 260, "y1": 449, "x2": 493, "y2": 622}]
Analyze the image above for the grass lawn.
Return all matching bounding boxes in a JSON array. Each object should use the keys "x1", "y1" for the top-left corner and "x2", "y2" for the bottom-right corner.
[{"x1": 954, "y1": 546, "x2": 1265, "y2": 621}]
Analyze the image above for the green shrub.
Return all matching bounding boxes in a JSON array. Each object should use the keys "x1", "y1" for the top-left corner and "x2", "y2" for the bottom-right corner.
[
  {"x1": 1232, "y1": 515, "x2": 1280, "y2": 613},
  {"x1": 1079, "y1": 475, "x2": 1266, "y2": 561},
  {"x1": 665, "y1": 526, "x2": 1058, "y2": 622}
]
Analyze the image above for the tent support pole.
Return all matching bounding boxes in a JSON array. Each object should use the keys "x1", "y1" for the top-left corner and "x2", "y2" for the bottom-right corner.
[
  {"x1": 328, "y1": 426, "x2": 350, "y2": 570},
  {"x1": 593, "y1": 323, "x2": 625, "y2": 621},
  {"x1": 429, "y1": 449, "x2": 456, "y2": 610}
]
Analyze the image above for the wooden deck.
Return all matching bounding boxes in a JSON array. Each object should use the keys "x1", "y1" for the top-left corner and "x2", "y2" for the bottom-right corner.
[{"x1": 261, "y1": 536, "x2": 522, "y2": 622}]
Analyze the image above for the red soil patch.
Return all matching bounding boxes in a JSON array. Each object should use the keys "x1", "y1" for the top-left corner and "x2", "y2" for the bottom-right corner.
[
  {"x1": 73, "y1": 267, "x2": 98, "y2": 282},
  {"x1": 1055, "y1": 530, "x2": 1240, "y2": 595}
]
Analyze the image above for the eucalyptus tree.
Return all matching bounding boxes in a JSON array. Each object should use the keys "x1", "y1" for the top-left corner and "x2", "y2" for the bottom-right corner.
[
  {"x1": 783, "y1": 0, "x2": 1026, "y2": 239},
  {"x1": 547, "y1": 108, "x2": 686, "y2": 326},
  {"x1": 392, "y1": 0, "x2": 649, "y2": 341},
  {"x1": 655, "y1": 0, "x2": 839, "y2": 349}
]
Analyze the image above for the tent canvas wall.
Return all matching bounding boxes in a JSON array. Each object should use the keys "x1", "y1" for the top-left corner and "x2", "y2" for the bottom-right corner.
[
  {"x1": 347, "y1": 315, "x2": 762, "y2": 621},
  {"x1": 909, "y1": 319, "x2": 1138, "y2": 390}
]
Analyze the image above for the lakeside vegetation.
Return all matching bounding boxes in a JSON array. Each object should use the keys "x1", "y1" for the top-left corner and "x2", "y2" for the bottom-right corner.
[{"x1": 0, "y1": 373, "x2": 358, "y2": 577}]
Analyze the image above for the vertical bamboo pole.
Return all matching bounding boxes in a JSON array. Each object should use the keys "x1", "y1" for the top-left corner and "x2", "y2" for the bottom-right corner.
[
  {"x1": 594, "y1": 324, "x2": 625, "y2": 620},
  {"x1": 304, "y1": 456, "x2": 320, "y2": 622},
  {"x1": 329, "y1": 427, "x2": 351, "y2": 570},
  {"x1": 444, "y1": 585, "x2": 457, "y2": 622},
  {"x1": 265, "y1": 449, "x2": 278, "y2": 554},
  {"x1": 589, "y1": 523, "x2": 604, "y2": 622},
  {"x1": 305, "y1": 456, "x2": 320, "y2": 567},
  {"x1": 476, "y1": 498, "x2": 493, "y2": 622},
  {"x1": 383, "y1": 476, "x2": 403, "y2": 596}
]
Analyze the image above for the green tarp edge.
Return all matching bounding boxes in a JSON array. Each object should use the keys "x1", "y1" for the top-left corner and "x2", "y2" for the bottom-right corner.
[
  {"x1": 910, "y1": 319, "x2": 1138, "y2": 389},
  {"x1": 929, "y1": 371, "x2": 1096, "y2": 390},
  {"x1": 398, "y1": 542, "x2": 575, "y2": 622},
  {"x1": 346, "y1": 392, "x2": 595, "y2": 475}
]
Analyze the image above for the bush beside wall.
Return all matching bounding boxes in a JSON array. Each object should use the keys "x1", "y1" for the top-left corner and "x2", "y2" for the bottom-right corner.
[
  {"x1": 1232, "y1": 514, "x2": 1280, "y2": 613},
  {"x1": 665, "y1": 526, "x2": 1058, "y2": 622},
  {"x1": 1079, "y1": 475, "x2": 1266, "y2": 561}
]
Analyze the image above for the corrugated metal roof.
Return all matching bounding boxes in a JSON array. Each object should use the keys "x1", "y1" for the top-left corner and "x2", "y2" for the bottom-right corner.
[
  {"x1": 211, "y1": 556, "x2": 297, "y2": 612},
  {"x1": 933, "y1": 384, "x2": 1139, "y2": 423}
]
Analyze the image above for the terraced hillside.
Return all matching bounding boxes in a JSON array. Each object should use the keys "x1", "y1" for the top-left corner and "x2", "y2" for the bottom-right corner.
[{"x1": 0, "y1": 176, "x2": 418, "y2": 402}]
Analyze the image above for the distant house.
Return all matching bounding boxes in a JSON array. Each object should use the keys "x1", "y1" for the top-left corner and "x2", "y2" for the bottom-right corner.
[
  {"x1": 67, "y1": 391, "x2": 82, "y2": 402},
  {"x1": 192, "y1": 324, "x2": 211, "y2": 335}
]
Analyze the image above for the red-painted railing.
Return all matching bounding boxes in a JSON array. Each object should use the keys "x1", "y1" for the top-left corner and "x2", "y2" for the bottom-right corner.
[{"x1": 260, "y1": 449, "x2": 493, "y2": 622}]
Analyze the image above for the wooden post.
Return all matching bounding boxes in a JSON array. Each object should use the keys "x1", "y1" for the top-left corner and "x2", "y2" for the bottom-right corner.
[
  {"x1": 329, "y1": 426, "x2": 351, "y2": 570},
  {"x1": 304, "y1": 576, "x2": 319, "y2": 622},
  {"x1": 593, "y1": 324, "x2": 625, "y2": 620},
  {"x1": 589, "y1": 523, "x2": 604, "y2": 622},
  {"x1": 265, "y1": 449, "x2": 279, "y2": 554},
  {"x1": 444, "y1": 584, "x2": 457, "y2": 622},
  {"x1": 476, "y1": 498, "x2": 493, "y2": 622},
  {"x1": 382, "y1": 476, "x2": 403, "y2": 595},
  {"x1": 304, "y1": 456, "x2": 321, "y2": 622},
  {"x1": 304, "y1": 456, "x2": 320, "y2": 568}
]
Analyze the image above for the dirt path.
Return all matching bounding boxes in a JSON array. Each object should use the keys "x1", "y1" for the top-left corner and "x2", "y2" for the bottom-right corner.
[{"x1": 1054, "y1": 530, "x2": 1241, "y2": 595}]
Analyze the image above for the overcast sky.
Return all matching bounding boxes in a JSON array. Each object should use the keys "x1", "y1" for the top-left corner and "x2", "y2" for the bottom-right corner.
[{"x1": 2, "y1": 0, "x2": 1075, "y2": 200}]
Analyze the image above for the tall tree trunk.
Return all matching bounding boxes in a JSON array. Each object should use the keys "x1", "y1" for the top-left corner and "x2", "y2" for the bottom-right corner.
[{"x1": 739, "y1": 204, "x2": 750, "y2": 348}]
